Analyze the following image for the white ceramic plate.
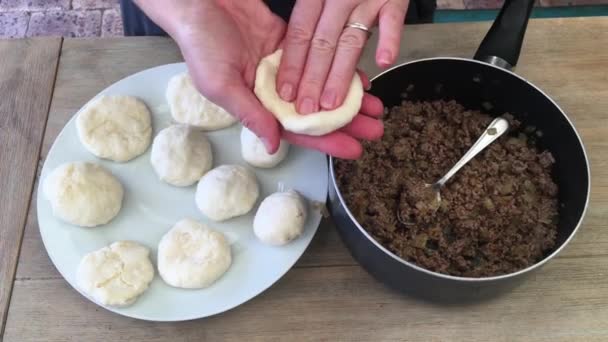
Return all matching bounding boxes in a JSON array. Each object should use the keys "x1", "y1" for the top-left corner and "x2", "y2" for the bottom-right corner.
[{"x1": 37, "y1": 63, "x2": 328, "y2": 321}]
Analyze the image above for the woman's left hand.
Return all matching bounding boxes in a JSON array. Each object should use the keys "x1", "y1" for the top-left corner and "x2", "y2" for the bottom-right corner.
[{"x1": 276, "y1": 0, "x2": 409, "y2": 114}]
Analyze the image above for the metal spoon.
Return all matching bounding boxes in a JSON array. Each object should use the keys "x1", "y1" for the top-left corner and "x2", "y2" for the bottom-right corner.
[{"x1": 421, "y1": 117, "x2": 510, "y2": 213}]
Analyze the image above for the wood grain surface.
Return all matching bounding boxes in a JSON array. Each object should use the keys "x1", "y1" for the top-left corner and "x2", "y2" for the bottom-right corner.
[
  {"x1": 0, "y1": 38, "x2": 61, "y2": 336},
  {"x1": 3, "y1": 18, "x2": 608, "y2": 341}
]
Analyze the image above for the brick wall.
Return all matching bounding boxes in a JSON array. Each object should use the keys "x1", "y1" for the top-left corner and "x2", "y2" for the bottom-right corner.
[{"x1": 0, "y1": 0, "x2": 122, "y2": 38}]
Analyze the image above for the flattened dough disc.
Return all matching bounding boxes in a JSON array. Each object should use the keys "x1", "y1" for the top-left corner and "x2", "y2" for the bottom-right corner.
[{"x1": 254, "y1": 49, "x2": 363, "y2": 136}]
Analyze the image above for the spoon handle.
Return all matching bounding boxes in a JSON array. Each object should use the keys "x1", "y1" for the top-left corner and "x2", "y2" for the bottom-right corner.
[{"x1": 436, "y1": 117, "x2": 510, "y2": 187}]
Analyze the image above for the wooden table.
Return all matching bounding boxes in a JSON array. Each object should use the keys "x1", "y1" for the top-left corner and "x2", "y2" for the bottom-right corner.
[{"x1": 1, "y1": 17, "x2": 607, "y2": 341}]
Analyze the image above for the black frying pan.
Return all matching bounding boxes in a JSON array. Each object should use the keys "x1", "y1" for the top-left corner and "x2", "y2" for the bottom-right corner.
[{"x1": 328, "y1": 0, "x2": 590, "y2": 303}]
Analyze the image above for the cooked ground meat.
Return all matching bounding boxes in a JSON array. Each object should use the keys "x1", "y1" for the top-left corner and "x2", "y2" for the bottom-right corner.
[{"x1": 335, "y1": 100, "x2": 559, "y2": 277}]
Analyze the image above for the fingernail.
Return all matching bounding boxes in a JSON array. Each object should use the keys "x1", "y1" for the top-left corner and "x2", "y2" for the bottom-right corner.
[
  {"x1": 260, "y1": 137, "x2": 274, "y2": 153},
  {"x1": 378, "y1": 50, "x2": 392, "y2": 66},
  {"x1": 279, "y1": 83, "x2": 294, "y2": 101},
  {"x1": 320, "y1": 90, "x2": 336, "y2": 109},
  {"x1": 298, "y1": 97, "x2": 316, "y2": 114}
]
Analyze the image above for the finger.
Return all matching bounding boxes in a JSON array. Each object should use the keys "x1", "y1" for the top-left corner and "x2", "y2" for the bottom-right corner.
[
  {"x1": 276, "y1": 0, "x2": 323, "y2": 102},
  {"x1": 320, "y1": 3, "x2": 380, "y2": 110},
  {"x1": 357, "y1": 69, "x2": 371, "y2": 91},
  {"x1": 340, "y1": 114, "x2": 384, "y2": 141},
  {"x1": 296, "y1": 1, "x2": 355, "y2": 114},
  {"x1": 283, "y1": 130, "x2": 363, "y2": 160},
  {"x1": 376, "y1": 0, "x2": 409, "y2": 68},
  {"x1": 360, "y1": 93, "x2": 384, "y2": 118},
  {"x1": 214, "y1": 83, "x2": 281, "y2": 153}
]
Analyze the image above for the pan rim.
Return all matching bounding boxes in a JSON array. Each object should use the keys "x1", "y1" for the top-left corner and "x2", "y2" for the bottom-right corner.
[{"x1": 329, "y1": 56, "x2": 591, "y2": 282}]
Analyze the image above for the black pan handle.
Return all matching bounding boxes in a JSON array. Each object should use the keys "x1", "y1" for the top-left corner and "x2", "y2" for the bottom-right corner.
[{"x1": 473, "y1": 0, "x2": 535, "y2": 70}]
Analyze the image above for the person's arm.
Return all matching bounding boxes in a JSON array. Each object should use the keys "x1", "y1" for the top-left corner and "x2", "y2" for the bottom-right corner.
[{"x1": 132, "y1": 0, "x2": 200, "y2": 39}]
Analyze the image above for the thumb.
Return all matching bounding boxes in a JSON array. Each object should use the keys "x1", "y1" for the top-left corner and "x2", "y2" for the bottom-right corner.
[
  {"x1": 184, "y1": 57, "x2": 281, "y2": 153},
  {"x1": 206, "y1": 82, "x2": 281, "y2": 154}
]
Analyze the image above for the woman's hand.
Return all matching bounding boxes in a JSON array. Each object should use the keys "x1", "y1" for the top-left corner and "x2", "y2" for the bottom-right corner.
[
  {"x1": 135, "y1": 0, "x2": 384, "y2": 159},
  {"x1": 277, "y1": 0, "x2": 409, "y2": 113},
  {"x1": 139, "y1": 0, "x2": 286, "y2": 150}
]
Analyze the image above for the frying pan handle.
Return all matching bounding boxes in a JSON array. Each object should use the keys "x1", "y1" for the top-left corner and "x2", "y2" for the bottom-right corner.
[{"x1": 473, "y1": 0, "x2": 535, "y2": 70}]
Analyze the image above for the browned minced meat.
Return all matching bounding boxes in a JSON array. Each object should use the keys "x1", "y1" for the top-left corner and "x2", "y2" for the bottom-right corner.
[{"x1": 335, "y1": 100, "x2": 559, "y2": 277}]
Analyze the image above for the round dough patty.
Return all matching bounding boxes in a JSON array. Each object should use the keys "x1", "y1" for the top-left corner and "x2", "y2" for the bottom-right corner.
[
  {"x1": 76, "y1": 95, "x2": 152, "y2": 162},
  {"x1": 43, "y1": 162, "x2": 123, "y2": 227},
  {"x1": 166, "y1": 72, "x2": 237, "y2": 130},
  {"x1": 195, "y1": 165, "x2": 259, "y2": 222},
  {"x1": 254, "y1": 49, "x2": 364, "y2": 136},
  {"x1": 77, "y1": 241, "x2": 154, "y2": 307},
  {"x1": 158, "y1": 218, "x2": 232, "y2": 289},
  {"x1": 240, "y1": 126, "x2": 289, "y2": 168},
  {"x1": 253, "y1": 190, "x2": 307, "y2": 246},
  {"x1": 150, "y1": 124, "x2": 213, "y2": 186}
]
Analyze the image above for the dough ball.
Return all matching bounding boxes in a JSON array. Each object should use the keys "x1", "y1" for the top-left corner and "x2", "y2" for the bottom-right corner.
[
  {"x1": 158, "y1": 218, "x2": 232, "y2": 289},
  {"x1": 254, "y1": 49, "x2": 363, "y2": 136},
  {"x1": 195, "y1": 165, "x2": 259, "y2": 221},
  {"x1": 76, "y1": 95, "x2": 152, "y2": 162},
  {"x1": 166, "y1": 72, "x2": 237, "y2": 130},
  {"x1": 240, "y1": 126, "x2": 289, "y2": 168},
  {"x1": 253, "y1": 190, "x2": 307, "y2": 246},
  {"x1": 77, "y1": 241, "x2": 154, "y2": 307},
  {"x1": 150, "y1": 124, "x2": 213, "y2": 186},
  {"x1": 43, "y1": 162, "x2": 123, "y2": 227}
]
